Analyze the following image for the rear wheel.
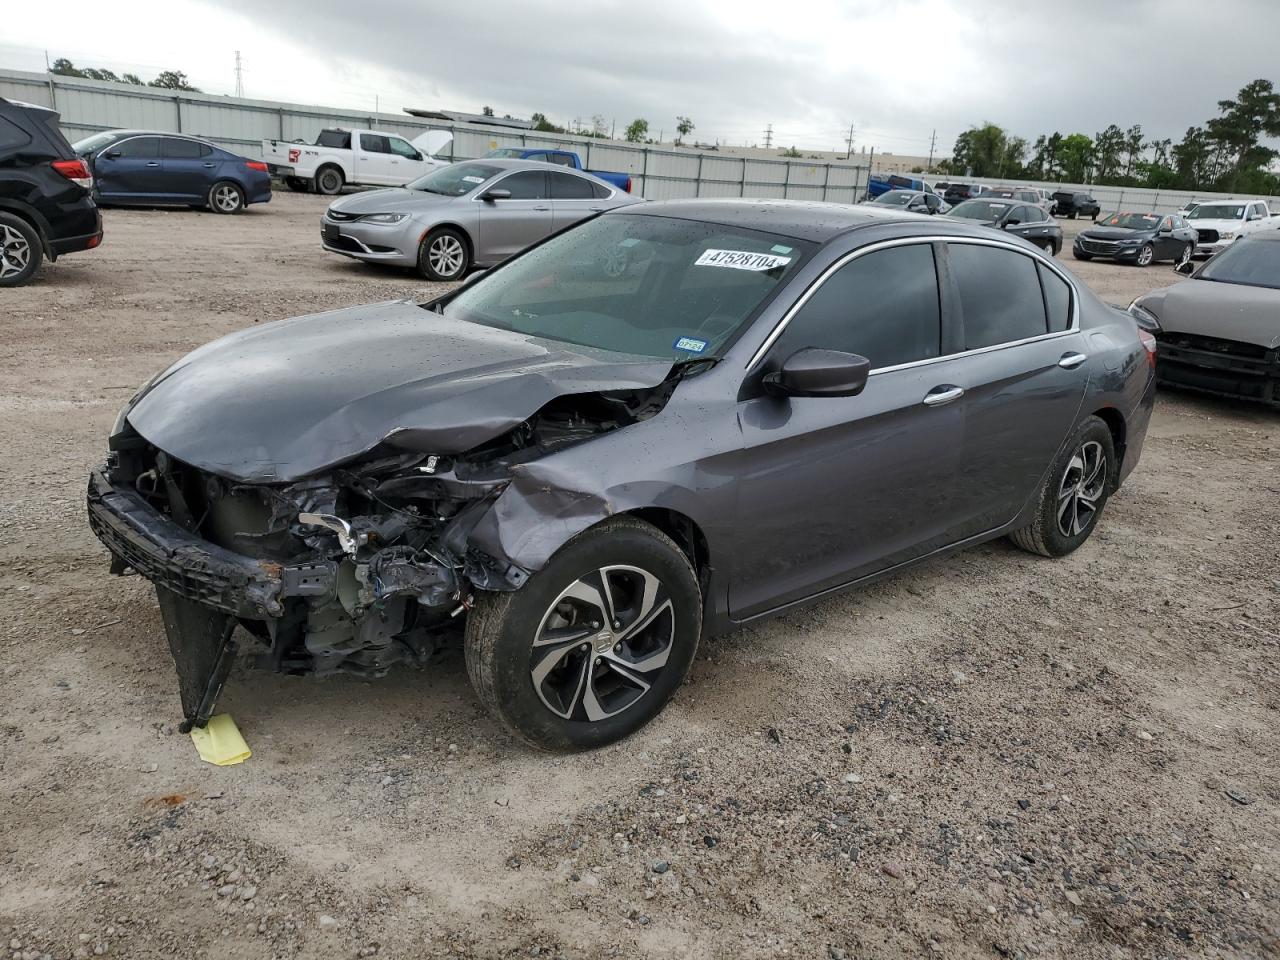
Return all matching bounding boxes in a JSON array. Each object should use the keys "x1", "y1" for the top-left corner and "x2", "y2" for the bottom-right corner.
[
  {"x1": 208, "y1": 181, "x2": 244, "y2": 214},
  {"x1": 1009, "y1": 416, "x2": 1116, "y2": 558},
  {"x1": 1135, "y1": 243, "x2": 1154, "y2": 267},
  {"x1": 417, "y1": 226, "x2": 470, "y2": 281},
  {"x1": 1176, "y1": 242, "x2": 1193, "y2": 268},
  {"x1": 315, "y1": 165, "x2": 344, "y2": 195},
  {"x1": 465, "y1": 516, "x2": 702, "y2": 750},
  {"x1": 284, "y1": 175, "x2": 310, "y2": 192},
  {"x1": 0, "y1": 213, "x2": 42, "y2": 287}
]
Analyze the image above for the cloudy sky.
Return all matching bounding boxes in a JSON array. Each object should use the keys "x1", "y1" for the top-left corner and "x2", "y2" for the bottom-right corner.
[{"x1": 4, "y1": 0, "x2": 1279, "y2": 155}]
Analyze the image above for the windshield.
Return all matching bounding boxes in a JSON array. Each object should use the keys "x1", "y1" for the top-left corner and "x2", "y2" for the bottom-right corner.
[
  {"x1": 873, "y1": 192, "x2": 916, "y2": 206},
  {"x1": 948, "y1": 199, "x2": 1011, "y2": 220},
  {"x1": 72, "y1": 131, "x2": 120, "y2": 156},
  {"x1": 406, "y1": 162, "x2": 503, "y2": 196},
  {"x1": 1188, "y1": 204, "x2": 1245, "y2": 220},
  {"x1": 441, "y1": 214, "x2": 810, "y2": 360},
  {"x1": 1197, "y1": 238, "x2": 1280, "y2": 290},
  {"x1": 1100, "y1": 212, "x2": 1162, "y2": 230},
  {"x1": 482, "y1": 148, "x2": 525, "y2": 158}
]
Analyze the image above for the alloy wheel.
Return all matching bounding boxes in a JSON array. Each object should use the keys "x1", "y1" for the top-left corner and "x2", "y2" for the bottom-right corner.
[
  {"x1": 1177, "y1": 243, "x2": 1192, "y2": 268},
  {"x1": 428, "y1": 235, "x2": 465, "y2": 278},
  {"x1": 213, "y1": 184, "x2": 241, "y2": 212},
  {"x1": 0, "y1": 223, "x2": 31, "y2": 279},
  {"x1": 1057, "y1": 440, "x2": 1107, "y2": 538},
  {"x1": 1137, "y1": 244, "x2": 1154, "y2": 266},
  {"x1": 530, "y1": 565, "x2": 675, "y2": 721}
]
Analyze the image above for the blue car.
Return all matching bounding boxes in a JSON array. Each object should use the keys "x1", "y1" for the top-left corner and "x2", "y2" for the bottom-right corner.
[{"x1": 73, "y1": 130, "x2": 271, "y2": 214}]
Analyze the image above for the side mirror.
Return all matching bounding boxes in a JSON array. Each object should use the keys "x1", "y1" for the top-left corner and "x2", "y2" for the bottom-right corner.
[
  {"x1": 103, "y1": 150, "x2": 121, "y2": 160},
  {"x1": 1004, "y1": 219, "x2": 1021, "y2": 228},
  {"x1": 480, "y1": 188, "x2": 511, "y2": 201},
  {"x1": 763, "y1": 348, "x2": 871, "y2": 399},
  {"x1": 1175, "y1": 260, "x2": 1196, "y2": 276}
]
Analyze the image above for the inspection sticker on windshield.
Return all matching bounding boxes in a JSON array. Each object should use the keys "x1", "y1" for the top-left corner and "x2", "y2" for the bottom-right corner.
[
  {"x1": 462, "y1": 175, "x2": 486, "y2": 184},
  {"x1": 695, "y1": 249, "x2": 791, "y2": 271},
  {"x1": 673, "y1": 336, "x2": 708, "y2": 353}
]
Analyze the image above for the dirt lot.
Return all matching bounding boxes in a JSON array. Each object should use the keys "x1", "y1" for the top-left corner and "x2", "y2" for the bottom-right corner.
[{"x1": 1, "y1": 193, "x2": 1277, "y2": 960}]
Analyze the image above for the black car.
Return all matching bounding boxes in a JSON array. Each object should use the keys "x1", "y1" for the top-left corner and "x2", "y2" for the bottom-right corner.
[
  {"x1": 1052, "y1": 191, "x2": 1101, "y2": 220},
  {"x1": 1074, "y1": 212, "x2": 1197, "y2": 267},
  {"x1": 946, "y1": 198, "x2": 1064, "y2": 254},
  {"x1": 944, "y1": 182, "x2": 985, "y2": 206},
  {"x1": 0, "y1": 97, "x2": 102, "y2": 287}
]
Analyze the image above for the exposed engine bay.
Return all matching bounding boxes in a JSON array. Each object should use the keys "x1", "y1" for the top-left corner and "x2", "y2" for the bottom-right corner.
[{"x1": 88, "y1": 375, "x2": 684, "y2": 730}]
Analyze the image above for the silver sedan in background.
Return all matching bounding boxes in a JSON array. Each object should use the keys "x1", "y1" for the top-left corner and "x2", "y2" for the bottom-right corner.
[{"x1": 321, "y1": 158, "x2": 641, "y2": 280}]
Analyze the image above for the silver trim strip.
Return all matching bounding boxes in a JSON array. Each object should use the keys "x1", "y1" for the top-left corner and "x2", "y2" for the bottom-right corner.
[{"x1": 744, "y1": 234, "x2": 1081, "y2": 373}]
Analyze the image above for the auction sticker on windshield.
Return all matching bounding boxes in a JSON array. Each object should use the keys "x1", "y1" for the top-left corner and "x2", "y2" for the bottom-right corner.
[{"x1": 695, "y1": 249, "x2": 792, "y2": 271}]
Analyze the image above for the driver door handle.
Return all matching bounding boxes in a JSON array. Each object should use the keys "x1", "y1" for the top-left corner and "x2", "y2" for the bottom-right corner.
[
  {"x1": 145, "y1": 161, "x2": 160, "y2": 167},
  {"x1": 1058, "y1": 352, "x2": 1088, "y2": 369},
  {"x1": 923, "y1": 385, "x2": 964, "y2": 406}
]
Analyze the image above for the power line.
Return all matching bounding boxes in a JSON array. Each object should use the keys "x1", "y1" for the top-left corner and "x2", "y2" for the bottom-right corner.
[{"x1": 763, "y1": 123, "x2": 772, "y2": 149}]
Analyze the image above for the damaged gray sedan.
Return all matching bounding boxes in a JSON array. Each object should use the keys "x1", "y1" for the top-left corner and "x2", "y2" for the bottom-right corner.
[{"x1": 88, "y1": 199, "x2": 1156, "y2": 749}]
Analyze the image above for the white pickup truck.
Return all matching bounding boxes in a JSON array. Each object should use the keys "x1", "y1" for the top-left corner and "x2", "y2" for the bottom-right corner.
[{"x1": 262, "y1": 128, "x2": 453, "y2": 195}]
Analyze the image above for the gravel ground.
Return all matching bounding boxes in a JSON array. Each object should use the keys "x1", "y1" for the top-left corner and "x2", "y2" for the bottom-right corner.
[{"x1": 1, "y1": 193, "x2": 1277, "y2": 960}]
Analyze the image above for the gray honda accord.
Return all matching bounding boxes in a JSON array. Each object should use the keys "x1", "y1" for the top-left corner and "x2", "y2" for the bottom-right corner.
[
  {"x1": 320, "y1": 158, "x2": 640, "y2": 280},
  {"x1": 89, "y1": 199, "x2": 1156, "y2": 749}
]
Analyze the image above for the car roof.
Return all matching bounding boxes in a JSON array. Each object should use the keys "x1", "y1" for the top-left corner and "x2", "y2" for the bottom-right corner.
[
  {"x1": 93, "y1": 129, "x2": 219, "y2": 145},
  {"x1": 455, "y1": 157, "x2": 596, "y2": 174},
  {"x1": 612, "y1": 198, "x2": 997, "y2": 243}
]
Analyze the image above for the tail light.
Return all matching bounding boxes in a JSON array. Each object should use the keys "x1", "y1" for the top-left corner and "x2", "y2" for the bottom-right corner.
[
  {"x1": 1137, "y1": 328, "x2": 1158, "y2": 368},
  {"x1": 51, "y1": 158, "x2": 92, "y2": 190},
  {"x1": 623, "y1": 176, "x2": 632, "y2": 193},
  {"x1": 245, "y1": 160, "x2": 269, "y2": 173}
]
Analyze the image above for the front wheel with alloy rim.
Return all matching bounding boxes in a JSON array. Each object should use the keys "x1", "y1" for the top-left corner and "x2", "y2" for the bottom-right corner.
[
  {"x1": 418, "y1": 227, "x2": 470, "y2": 281},
  {"x1": 1135, "y1": 243, "x2": 1154, "y2": 267},
  {"x1": 208, "y1": 181, "x2": 244, "y2": 214},
  {"x1": 465, "y1": 516, "x2": 702, "y2": 750},
  {"x1": 0, "y1": 213, "x2": 41, "y2": 287},
  {"x1": 1177, "y1": 242, "x2": 1193, "y2": 268},
  {"x1": 1009, "y1": 415, "x2": 1116, "y2": 558}
]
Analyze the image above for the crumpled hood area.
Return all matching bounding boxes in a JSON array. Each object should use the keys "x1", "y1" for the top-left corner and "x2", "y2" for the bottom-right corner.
[
  {"x1": 127, "y1": 299, "x2": 674, "y2": 483},
  {"x1": 1145, "y1": 280, "x2": 1280, "y2": 349}
]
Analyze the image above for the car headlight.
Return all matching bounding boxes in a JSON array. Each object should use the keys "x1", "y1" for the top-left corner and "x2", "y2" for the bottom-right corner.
[
  {"x1": 1219, "y1": 230, "x2": 1236, "y2": 240},
  {"x1": 361, "y1": 212, "x2": 408, "y2": 224},
  {"x1": 1126, "y1": 300, "x2": 1161, "y2": 333}
]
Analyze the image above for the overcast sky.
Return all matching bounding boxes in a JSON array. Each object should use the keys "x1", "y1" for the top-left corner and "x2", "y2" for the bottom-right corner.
[{"x1": 5, "y1": 0, "x2": 1279, "y2": 156}]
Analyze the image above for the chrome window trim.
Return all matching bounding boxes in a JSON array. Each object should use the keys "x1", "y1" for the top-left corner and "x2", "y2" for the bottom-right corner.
[
  {"x1": 744, "y1": 234, "x2": 1081, "y2": 373},
  {"x1": 468, "y1": 168, "x2": 551, "y2": 202}
]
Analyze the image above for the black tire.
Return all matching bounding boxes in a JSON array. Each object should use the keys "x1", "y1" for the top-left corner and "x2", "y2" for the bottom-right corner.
[
  {"x1": 284, "y1": 175, "x2": 310, "y2": 193},
  {"x1": 0, "y1": 212, "x2": 43, "y2": 287},
  {"x1": 465, "y1": 516, "x2": 702, "y2": 751},
  {"x1": 208, "y1": 180, "x2": 244, "y2": 214},
  {"x1": 1069, "y1": 211, "x2": 1078, "y2": 220},
  {"x1": 1072, "y1": 249, "x2": 1092, "y2": 261},
  {"x1": 1134, "y1": 243, "x2": 1154, "y2": 267},
  {"x1": 315, "y1": 165, "x2": 344, "y2": 195},
  {"x1": 417, "y1": 226, "x2": 471, "y2": 281},
  {"x1": 1009, "y1": 415, "x2": 1116, "y2": 558}
]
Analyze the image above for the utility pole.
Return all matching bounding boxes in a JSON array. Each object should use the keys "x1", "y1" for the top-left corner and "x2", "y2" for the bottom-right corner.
[
  {"x1": 926, "y1": 129, "x2": 937, "y2": 171},
  {"x1": 234, "y1": 50, "x2": 244, "y2": 98},
  {"x1": 845, "y1": 123, "x2": 856, "y2": 160},
  {"x1": 763, "y1": 123, "x2": 773, "y2": 150}
]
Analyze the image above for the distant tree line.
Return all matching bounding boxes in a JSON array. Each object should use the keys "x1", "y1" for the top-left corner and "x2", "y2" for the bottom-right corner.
[
  {"x1": 50, "y1": 58, "x2": 200, "y2": 92},
  {"x1": 934, "y1": 79, "x2": 1280, "y2": 194}
]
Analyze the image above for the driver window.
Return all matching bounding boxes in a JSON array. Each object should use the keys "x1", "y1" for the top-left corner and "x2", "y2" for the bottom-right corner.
[
  {"x1": 1160, "y1": 217, "x2": 1173, "y2": 231},
  {"x1": 388, "y1": 137, "x2": 420, "y2": 159},
  {"x1": 770, "y1": 244, "x2": 941, "y2": 370}
]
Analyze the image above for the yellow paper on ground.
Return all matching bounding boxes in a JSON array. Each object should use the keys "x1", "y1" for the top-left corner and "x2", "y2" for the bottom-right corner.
[{"x1": 190, "y1": 714, "x2": 251, "y2": 766}]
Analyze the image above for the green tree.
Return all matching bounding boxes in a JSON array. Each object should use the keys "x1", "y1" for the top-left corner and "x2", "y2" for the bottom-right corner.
[
  {"x1": 1205, "y1": 79, "x2": 1280, "y2": 191},
  {"x1": 624, "y1": 118, "x2": 649, "y2": 143},
  {"x1": 481, "y1": 105, "x2": 494, "y2": 117},
  {"x1": 149, "y1": 70, "x2": 199, "y2": 92},
  {"x1": 951, "y1": 123, "x2": 1023, "y2": 178},
  {"x1": 530, "y1": 112, "x2": 566, "y2": 134},
  {"x1": 675, "y1": 116, "x2": 694, "y2": 145},
  {"x1": 1172, "y1": 126, "x2": 1217, "y2": 189},
  {"x1": 780, "y1": 145, "x2": 802, "y2": 158},
  {"x1": 121, "y1": 72, "x2": 143, "y2": 86},
  {"x1": 1122, "y1": 124, "x2": 1145, "y2": 181},
  {"x1": 1057, "y1": 133, "x2": 1094, "y2": 183},
  {"x1": 1093, "y1": 124, "x2": 1125, "y2": 181},
  {"x1": 49, "y1": 58, "x2": 84, "y2": 77}
]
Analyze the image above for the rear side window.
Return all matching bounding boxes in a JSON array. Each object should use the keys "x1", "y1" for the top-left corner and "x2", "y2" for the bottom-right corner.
[
  {"x1": 546, "y1": 153, "x2": 576, "y2": 167},
  {"x1": 0, "y1": 116, "x2": 32, "y2": 152},
  {"x1": 772, "y1": 243, "x2": 941, "y2": 369},
  {"x1": 1038, "y1": 263, "x2": 1072, "y2": 332},
  {"x1": 114, "y1": 137, "x2": 162, "y2": 158},
  {"x1": 549, "y1": 171, "x2": 594, "y2": 199},
  {"x1": 495, "y1": 170, "x2": 548, "y2": 199},
  {"x1": 317, "y1": 130, "x2": 352, "y2": 148},
  {"x1": 162, "y1": 138, "x2": 211, "y2": 159},
  {"x1": 950, "y1": 243, "x2": 1047, "y2": 348},
  {"x1": 360, "y1": 134, "x2": 391, "y2": 153},
  {"x1": 590, "y1": 180, "x2": 611, "y2": 199}
]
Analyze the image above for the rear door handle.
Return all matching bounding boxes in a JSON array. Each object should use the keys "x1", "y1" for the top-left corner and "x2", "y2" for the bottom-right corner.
[
  {"x1": 145, "y1": 161, "x2": 160, "y2": 167},
  {"x1": 1058, "y1": 352, "x2": 1088, "y2": 369},
  {"x1": 923, "y1": 385, "x2": 964, "y2": 406},
  {"x1": 202, "y1": 162, "x2": 216, "y2": 167},
  {"x1": 532, "y1": 205, "x2": 552, "y2": 211}
]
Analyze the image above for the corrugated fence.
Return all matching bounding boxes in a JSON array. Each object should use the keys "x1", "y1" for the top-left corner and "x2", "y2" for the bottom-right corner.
[{"x1": 0, "y1": 68, "x2": 869, "y2": 204}]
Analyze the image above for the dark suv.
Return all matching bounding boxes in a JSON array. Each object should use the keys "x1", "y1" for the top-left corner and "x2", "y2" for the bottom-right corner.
[
  {"x1": 1051, "y1": 191, "x2": 1101, "y2": 220},
  {"x1": 0, "y1": 97, "x2": 102, "y2": 287},
  {"x1": 943, "y1": 182, "x2": 985, "y2": 206}
]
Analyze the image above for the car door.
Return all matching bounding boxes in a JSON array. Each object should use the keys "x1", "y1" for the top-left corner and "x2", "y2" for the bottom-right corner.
[
  {"x1": 94, "y1": 135, "x2": 164, "y2": 200},
  {"x1": 1154, "y1": 215, "x2": 1180, "y2": 258},
  {"x1": 475, "y1": 169, "x2": 552, "y2": 262},
  {"x1": 159, "y1": 137, "x2": 216, "y2": 201},
  {"x1": 940, "y1": 241, "x2": 1089, "y2": 540},
  {"x1": 1003, "y1": 205, "x2": 1037, "y2": 241},
  {"x1": 386, "y1": 135, "x2": 425, "y2": 183},
  {"x1": 549, "y1": 170, "x2": 608, "y2": 230},
  {"x1": 354, "y1": 133, "x2": 397, "y2": 185},
  {"x1": 731, "y1": 241, "x2": 971, "y2": 618}
]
